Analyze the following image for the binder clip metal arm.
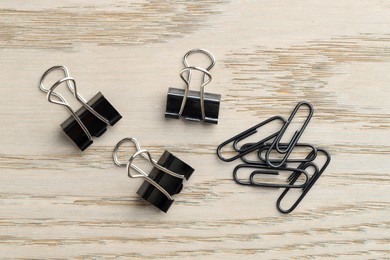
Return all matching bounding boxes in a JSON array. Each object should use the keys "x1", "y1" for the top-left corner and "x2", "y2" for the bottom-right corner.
[
  {"x1": 182, "y1": 48, "x2": 215, "y2": 86},
  {"x1": 39, "y1": 66, "x2": 122, "y2": 151},
  {"x1": 165, "y1": 49, "x2": 220, "y2": 124}
]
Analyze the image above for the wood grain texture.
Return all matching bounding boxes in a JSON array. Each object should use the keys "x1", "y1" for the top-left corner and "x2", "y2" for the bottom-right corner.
[{"x1": 0, "y1": 1, "x2": 389, "y2": 259}]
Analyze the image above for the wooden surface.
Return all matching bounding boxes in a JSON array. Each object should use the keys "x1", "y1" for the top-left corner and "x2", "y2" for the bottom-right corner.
[{"x1": 1, "y1": 1, "x2": 389, "y2": 259}]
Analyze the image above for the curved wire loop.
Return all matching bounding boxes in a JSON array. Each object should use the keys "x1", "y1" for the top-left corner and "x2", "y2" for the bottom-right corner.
[
  {"x1": 112, "y1": 138, "x2": 185, "y2": 201},
  {"x1": 175, "y1": 49, "x2": 215, "y2": 121},
  {"x1": 39, "y1": 65, "x2": 84, "y2": 102},
  {"x1": 178, "y1": 66, "x2": 212, "y2": 120},
  {"x1": 216, "y1": 116, "x2": 286, "y2": 162},
  {"x1": 183, "y1": 49, "x2": 216, "y2": 71},
  {"x1": 112, "y1": 137, "x2": 144, "y2": 166},
  {"x1": 182, "y1": 49, "x2": 215, "y2": 85},
  {"x1": 40, "y1": 66, "x2": 111, "y2": 141},
  {"x1": 276, "y1": 148, "x2": 331, "y2": 214},
  {"x1": 265, "y1": 102, "x2": 314, "y2": 168},
  {"x1": 47, "y1": 77, "x2": 92, "y2": 140}
]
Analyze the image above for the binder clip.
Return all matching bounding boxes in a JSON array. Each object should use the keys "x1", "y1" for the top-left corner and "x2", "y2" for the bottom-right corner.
[
  {"x1": 39, "y1": 66, "x2": 122, "y2": 151},
  {"x1": 165, "y1": 49, "x2": 221, "y2": 124},
  {"x1": 113, "y1": 138, "x2": 194, "y2": 213}
]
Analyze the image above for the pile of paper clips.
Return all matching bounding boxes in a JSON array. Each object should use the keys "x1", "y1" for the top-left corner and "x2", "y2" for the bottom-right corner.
[{"x1": 216, "y1": 101, "x2": 331, "y2": 213}]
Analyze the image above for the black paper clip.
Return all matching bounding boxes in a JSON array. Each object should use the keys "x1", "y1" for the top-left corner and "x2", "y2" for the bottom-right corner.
[
  {"x1": 276, "y1": 148, "x2": 331, "y2": 214},
  {"x1": 240, "y1": 143, "x2": 317, "y2": 165},
  {"x1": 241, "y1": 143, "x2": 317, "y2": 167},
  {"x1": 216, "y1": 116, "x2": 286, "y2": 162},
  {"x1": 165, "y1": 49, "x2": 221, "y2": 124},
  {"x1": 233, "y1": 164, "x2": 311, "y2": 188},
  {"x1": 39, "y1": 66, "x2": 122, "y2": 151},
  {"x1": 265, "y1": 102, "x2": 313, "y2": 168},
  {"x1": 113, "y1": 138, "x2": 194, "y2": 213}
]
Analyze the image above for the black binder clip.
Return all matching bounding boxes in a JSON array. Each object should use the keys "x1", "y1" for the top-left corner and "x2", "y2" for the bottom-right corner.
[
  {"x1": 113, "y1": 138, "x2": 194, "y2": 213},
  {"x1": 165, "y1": 49, "x2": 221, "y2": 124},
  {"x1": 39, "y1": 66, "x2": 122, "y2": 151}
]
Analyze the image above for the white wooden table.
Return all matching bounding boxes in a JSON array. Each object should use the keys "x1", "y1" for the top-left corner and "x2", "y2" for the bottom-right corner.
[{"x1": 1, "y1": 1, "x2": 389, "y2": 259}]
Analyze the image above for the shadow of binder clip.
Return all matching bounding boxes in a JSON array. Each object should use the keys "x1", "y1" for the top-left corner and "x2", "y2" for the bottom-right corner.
[
  {"x1": 277, "y1": 148, "x2": 331, "y2": 214},
  {"x1": 39, "y1": 66, "x2": 122, "y2": 151},
  {"x1": 165, "y1": 49, "x2": 221, "y2": 124},
  {"x1": 113, "y1": 138, "x2": 194, "y2": 213},
  {"x1": 265, "y1": 101, "x2": 314, "y2": 168}
]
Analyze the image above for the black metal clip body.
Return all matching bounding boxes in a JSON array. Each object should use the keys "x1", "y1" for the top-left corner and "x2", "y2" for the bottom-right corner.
[
  {"x1": 60, "y1": 91, "x2": 121, "y2": 150},
  {"x1": 113, "y1": 138, "x2": 194, "y2": 213},
  {"x1": 165, "y1": 86, "x2": 220, "y2": 124},
  {"x1": 216, "y1": 116, "x2": 286, "y2": 162},
  {"x1": 39, "y1": 66, "x2": 122, "y2": 151},
  {"x1": 165, "y1": 49, "x2": 220, "y2": 124},
  {"x1": 276, "y1": 148, "x2": 331, "y2": 214},
  {"x1": 265, "y1": 102, "x2": 313, "y2": 168}
]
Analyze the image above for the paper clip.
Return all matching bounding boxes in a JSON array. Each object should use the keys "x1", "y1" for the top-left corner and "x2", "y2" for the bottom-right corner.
[
  {"x1": 113, "y1": 138, "x2": 194, "y2": 213},
  {"x1": 216, "y1": 116, "x2": 286, "y2": 162},
  {"x1": 255, "y1": 143, "x2": 317, "y2": 164},
  {"x1": 265, "y1": 101, "x2": 313, "y2": 167},
  {"x1": 39, "y1": 66, "x2": 122, "y2": 151},
  {"x1": 276, "y1": 148, "x2": 331, "y2": 214},
  {"x1": 239, "y1": 143, "x2": 316, "y2": 165},
  {"x1": 165, "y1": 49, "x2": 221, "y2": 124},
  {"x1": 233, "y1": 164, "x2": 310, "y2": 188}
]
